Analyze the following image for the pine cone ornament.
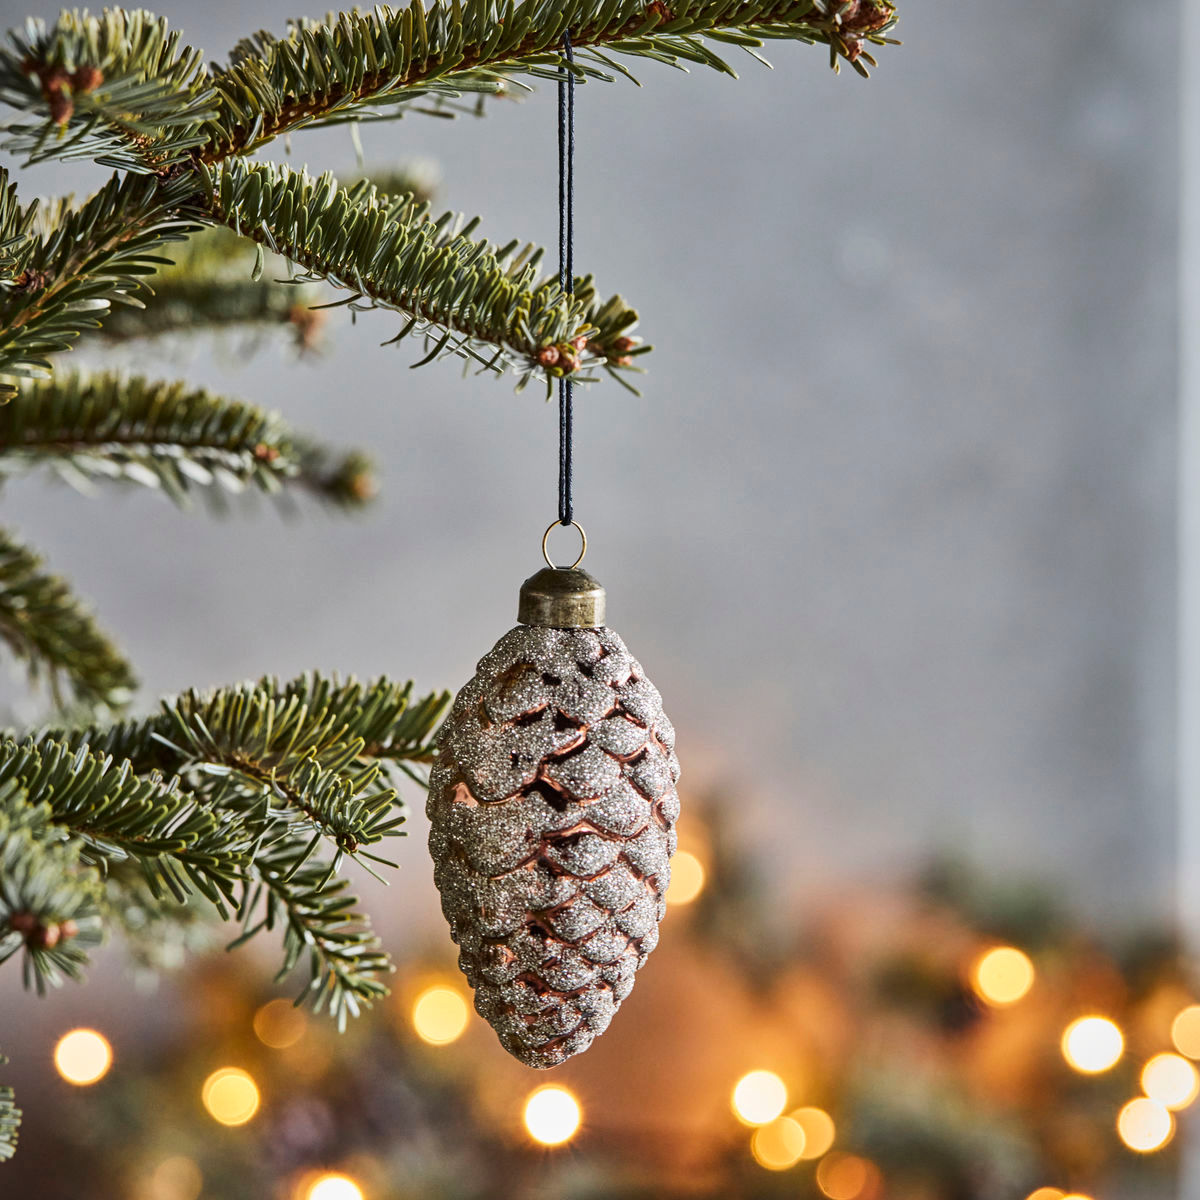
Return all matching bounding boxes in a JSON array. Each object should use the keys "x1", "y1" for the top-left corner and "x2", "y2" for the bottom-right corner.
[{"x1": 427, "y1": 565, "x2": 680, "y2": 1067}]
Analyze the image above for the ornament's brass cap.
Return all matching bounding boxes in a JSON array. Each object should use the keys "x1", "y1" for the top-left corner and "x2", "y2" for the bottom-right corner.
[{"x1": 518, "y1": 567, "x2": 606, "y2": 629}]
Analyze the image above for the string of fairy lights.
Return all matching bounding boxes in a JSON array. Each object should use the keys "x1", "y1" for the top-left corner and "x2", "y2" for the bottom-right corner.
[{"x1": 41, "y1": 840, "x2": 1200, "y2": 1200}]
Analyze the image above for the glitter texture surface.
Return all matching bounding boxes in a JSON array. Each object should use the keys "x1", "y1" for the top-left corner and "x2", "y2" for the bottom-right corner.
[{"x1": 428, "y1": 624, "x2": 680, "y2": 1068}]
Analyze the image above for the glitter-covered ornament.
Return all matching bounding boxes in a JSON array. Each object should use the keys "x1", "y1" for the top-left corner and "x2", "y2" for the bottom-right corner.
[{"x1": 427, "y1": 561, "x2": 680, "y2": 1068}]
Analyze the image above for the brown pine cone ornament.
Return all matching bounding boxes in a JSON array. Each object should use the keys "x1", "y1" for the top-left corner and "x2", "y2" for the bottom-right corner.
[{"x1": 427, "y1": 564, "x2": 680, "y2": 1067}]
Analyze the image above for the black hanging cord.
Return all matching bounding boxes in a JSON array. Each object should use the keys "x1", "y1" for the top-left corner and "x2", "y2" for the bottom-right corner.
[{"x1": 557, "y1": 30, "x2": 576, "y2": 527}]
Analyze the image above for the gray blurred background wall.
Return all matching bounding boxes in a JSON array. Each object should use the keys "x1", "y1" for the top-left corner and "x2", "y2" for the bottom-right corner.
[{"x1": 0, "y1": 0, "x2": 1180, "y2": 1028}]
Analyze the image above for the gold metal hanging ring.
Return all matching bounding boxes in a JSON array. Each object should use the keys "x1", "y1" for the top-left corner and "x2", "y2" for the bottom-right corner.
[{"x1": 542, "y1": 520, "x2": 587, "y2": 570}]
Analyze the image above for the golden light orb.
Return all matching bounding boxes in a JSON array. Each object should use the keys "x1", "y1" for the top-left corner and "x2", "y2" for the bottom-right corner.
[
  {"x1": 1171, "y1": 1004, "x2": 1200, "y2": 1058},
  {"x1": 1023, "y1": 1190, "x2": 1064, "y2": 1200},
  {"x1": 1142, "y1": 1052, "x2": 1200, "y2": 1110},
  {"x1": 201, "y1": 1067, "x2": 261, "y2": 1126},
  {"x1": 750, "y1": 1115, "x2": 806, "y2": 1170},
  {"x1": 1061, "y1": 1016, "x2": 1123, "y2": 1074},
  {"x1": 791, "y1": 1106, "x2": 836, "y2": 1159},
  {"x1": 665, "y1": 850, "x2": 706, "y2": 906},
  {"x1": 411, "y1": 985, "x2": 470, "y2": 1046},
  {"x1": 53, "y1": 1028, "x2": 112, "y2": 1086},
  {"x1": 147, "y1": 1155, "x2": 203, "y2": 1200},
  {"x1": 523, "y1": 1085, "x2": 582, "y2": 1146},
  {"x1": 1117, "y1": 1097, "x2": 1174, "y2": 1152},
  {"x1": 731, "y1": 1070, "x2": 788, "y2": 1126},
  {"x1": 816, "y1": 1152, "x2": 880, "y2": 1199},
  {"x1": 303, "y1": 1174, "x2": 364, "y2": 1200},
  {"x1": 971, "y1": 946, "x2": 1035, "y2": 1006},
  {"x1": 253, "y1": 998, "x2": 308, "y2": 1049}
]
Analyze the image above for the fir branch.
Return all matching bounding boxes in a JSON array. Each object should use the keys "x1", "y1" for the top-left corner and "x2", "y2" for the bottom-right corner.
[
  {"x1": 120, "y1": 677, "x2": 442, "y2": 842},
  {"x1": 89, "y1": 169, "x2": 441, "y2": 348},
  {"x1": 200, "y1": 0, "x2": 897, "y2": 158},
  {"x1": 85, "y1": 225, "x2": 322, "y2": 349},
  {"x1": 0, "y1": 169, "x2": 200, "y2": 391},
  {"x1": 73, "y1": 674, "x2": 450, "y2": 779},
  {"x1": 39, "y1": 674, "x2": 448, "y2": 1018},
  {"x1": 190, "y1": 160, "x2": 640, "y2": 384},
  {"x1": 1, "y1": 4, "x2": 895, "y2": 176},
  {"x1": 47, "y1": 674, "x2": 449, "y2": 870},
  {"x1": 191, "y1": 750, "x2": 399, "y2": 864},
  {"x1": 0, "y1": 727, "x2": 397, "y2": 1018},
  {"x1": 292, "y1": 446, "x2": 377, "y2": 510},
  {"x1": 0, "y1": 1053, "x2": 18, "y2": 1163},
  {"x1": 0, "y1": 8, "x2": 215, "y2": 172},
  {"x1": 244, "y1": 848, "x2": 392, "y2": 1028},
  {"x1": 0, "y1": 171, "x2": 37, "y2": 293},
  {"x1": 0, "y1": 722, "x2": 408, "y2": 1015},
  {"x1": 0, "y1": 780, "x2": 103, "y2": 994},
  {"x1": 0, "y1": 370, "x2": 376, "y2": 510},
  {"x1": 2, "y1": 163, "x2": 637, "y2": 388},
  {"x1": 0, "y1": 526, "x2": 136, "y2": 710},
  {"x1": 95, "y1": 266, "x2": 325, "y2": 349},
  {"x1": 0, "y1": 738, "x2": 246, "y2": 910},
  {"x1": 7, "y1": 673, "x2": 444, "y2": 1017},
  {"x1": 0, "y1": 4, "x2": 893, "y2": 385}
]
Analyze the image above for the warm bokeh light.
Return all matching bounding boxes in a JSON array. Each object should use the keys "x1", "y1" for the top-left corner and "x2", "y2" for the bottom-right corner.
[
  {"x1": 523, "y1": 1085, "x2": 582, "y2": 1146},
  {"x1": 1023, "y1": 1190, "x2": 1064, "y2": 1200},
  {"x1": 201, "y1": 1067, "x2": 261, "y2": 1126},
  {"x1": 750, "y1": 1115, "x2": 806, "y2": 1170},
  {"x1": 665, "y1": 850, "x2": 706, "y2": 906},
  {"x1": 411, "y1": 984, "x2": 470, "y2": 1046},
  {"x1": 147, "y1": 1155, "x2": 203, "y2": 1200},
  {"x1": 53, "y1": 1028, "x2": 112, "y2": 1085},
  {"x1": 732, "y1": 1070, "x2": 788, "y2": 1125},
  {"x1": 253, "y1": 998, "x2": 308, "y2": 1049},
  {"x1": 816, "y1": 1152, "x2": 881, "y2": 1199},
  {"x1": 1061, "y1": 1016, "x2": 1124, "y2": 1073},
  {"x1": 1117, "y1": 1097, "x2": 1174, "y2": 1152},
  {"x1": 1172, "y1": 1004, "x2": 1200, "y2": 1058},
  {"x1": 791, "y1": 1106, "x2": 836, "y2": 1159},
  {"x1": 971, "y1": 946, "x2": 1035, "y2": 1006},
  {"x1": 1176, "y1": 1003, "x2": 1200, "y2": 1060},
  {"x1": 1142, "y1": 1052, "x2": 1200, "y2": 1110},
  {"x1": 303, "y1": 1174, "x2": 364, "y2": 1200}
]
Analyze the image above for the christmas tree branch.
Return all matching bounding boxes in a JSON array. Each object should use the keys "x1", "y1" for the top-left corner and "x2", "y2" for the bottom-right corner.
[
  {"x1": 0, "y1": 783, "x2": 103, "y2": 994},
  {"x1": 9, "y1": 205, "x2": 313, "y2": 351},
  {"x1": 0, "y1": 169, "x2": 37, "y2": 287},
  {"x1": 90, "y1": 166, "x2": 444, "y2": 349},
  {"x1": 0, "y1": 370, "x2": 376, "y2": 510},
  {"x1": 0, "y1": 3, "x2": 893, "y2": 388},
  {"x1": 0, "y1": 9, "x2": 215, "y2": 172},
  {"x1": 92, "y1": 231, "x2": 326, "y2": 350},
  {"x1": 1, "y1": 4, "x2": 896, "y2": 175},
  {"x1": 3, "y1": 674, "x2": 447, "y2": 1017},
  {"x1": 202, "y1": 0, "x2": 897, "y2": 159},
  {"x1": 189, "y1": 161, "x2": 640, "y2": 385},
  {"x1": 46, "y1": 673, "x2": 448, "y2": 885},
  {"x1": 0, "y1": 527, "x2": 136, "y2": 710},
  {"x1": 66, "y1": 674, "x2": 450, "y2": 796},
  {"x1": 0, "y1": 1054, "x2": 18, "y2": 1163},
  {"x1": 243, "y1": 847, "x2": 392, "y2": 1028},
  {"x1": 0, "y1": 169, "x2": 199, "y2": 397},
  {"x1": 1, "y1": 162, "x2": 637, "y2": 387},
  {"x1": 0, "y1": 738, "x2": 246, "y2": 911},
  {"x1": 0, "y1": 741, "x2": 383, "y2": 1012}
]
